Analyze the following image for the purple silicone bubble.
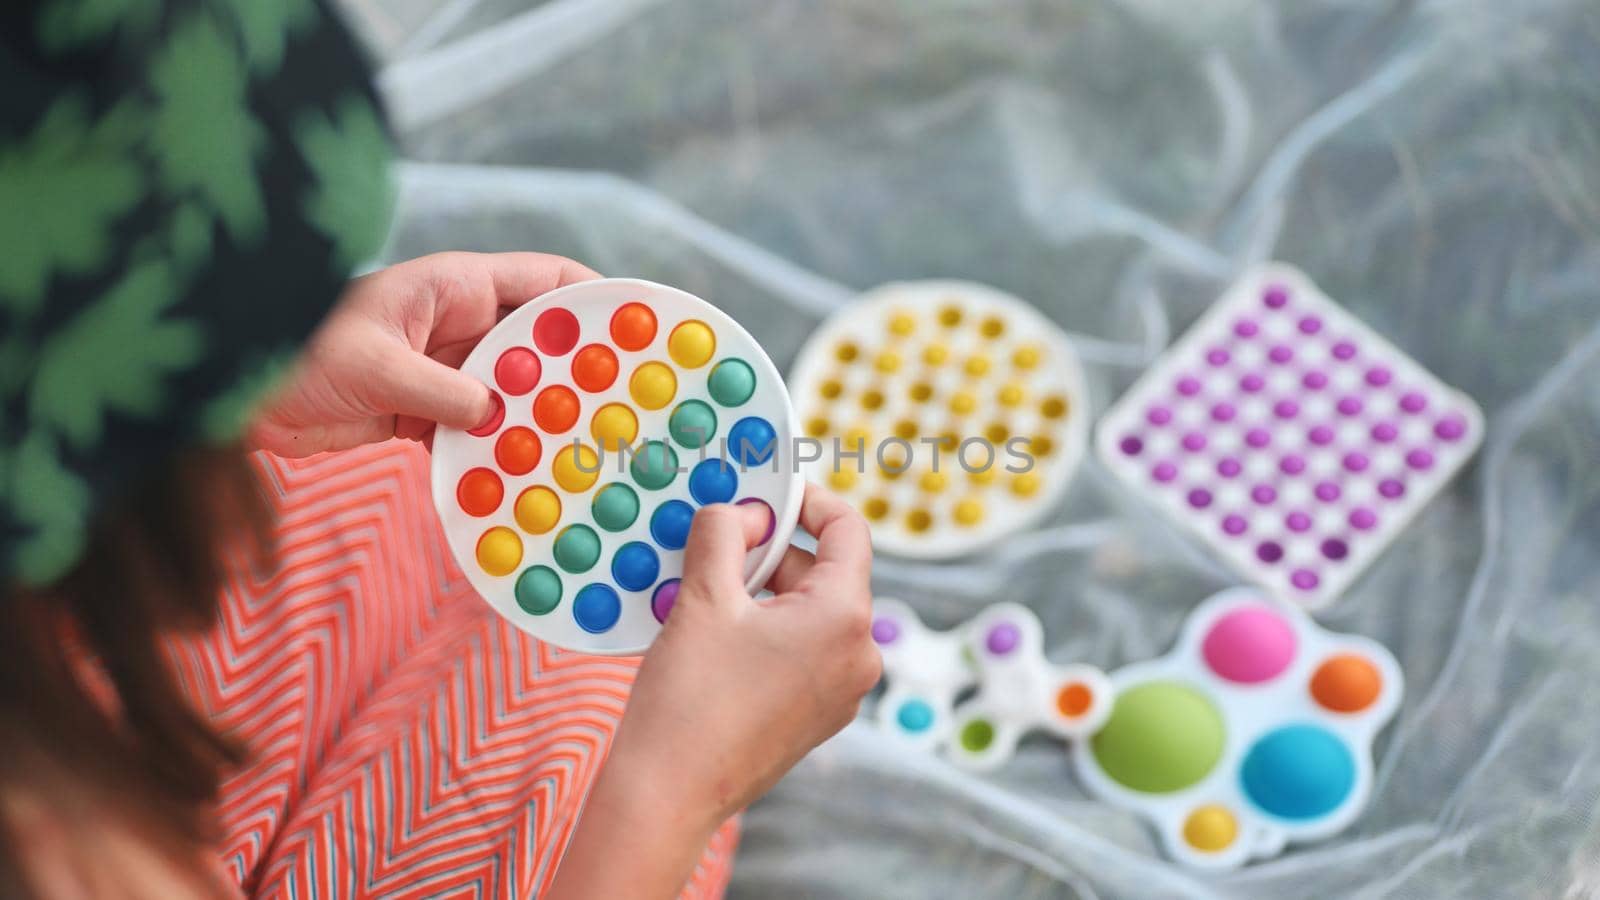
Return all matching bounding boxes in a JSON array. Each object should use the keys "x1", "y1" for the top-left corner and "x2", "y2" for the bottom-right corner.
[
  {"x1": 1274, "y1": 399, "x2": 1300, "y2": 419},
  {"x1": 1291, "y1": 569, "x2": 1320, "y2": 590},
  {"x1": 1235, "y1": 319, "x2": 1260, "y2": 338},
  {"x1": 1188, "y1": 488, "x2": 1213, "y2": 509},
  {"x1": 1406, "y1": 448, "x2": 1435, "y2": 471},
  {"x1": 652, "y1": 580, "x2": 681, "y2": 624},
  {"x1": 1309, "y1": 425, "x2": 1335, "y2": 446},
  {"x1": 1257, "y1": 541, "x2": 1284, "y2": 563},
  {"x1": 1246, "y1": 428, "x2": 1271, "y2": 448},
  {"x1": 1269, "y1": 345, "x2": 1294, "y2": 364},
  {"x1": 1120, "y1": 435, "x2": 1144, "y2": 456},
  {"x1": 1177, "y1": 376, "x2": 1202, "y2": 396},
  {"x1": 1212, "y1": 402, "x2": 1237, "y2": 422},
  {"x1": 1435, "y1": 415, "x2": 1467, "y2": 441},
  {"x1": 871, "y1": 617, "x2": 901, "y2": 645},
  {"x1": 1280, "y1": 454, "x2": 1307, "y2": 475},
  {"x1": 1337, "y1": 396, "x2": 1363, "y2": 416},
  {"x1": 1240, "y1": 373, "x2": 1265, "y2": 393},
  {"x1": 1286, "y1": 511, "x2": 1312, "y2": 533},
  {"x1": 1303, "y1": 370, "x2": 1329, "y2": 390},
  {"x1": 1400, "y1": 392, "x2": 1428, "y2": 413},
  {"x1": 1263, "y1": 285, "x2": 1289, "y2": 308},
  {"x1": 1153, "y1": 461, "x2": 1178, "y2": 482},
  {"x1": 1207, "y1": 348, "x2": 1231, "y2": 366},
  {"x1": 1218, "y1": 457, "x2": 1242, "y2": 478},
  {"x1": 1321, "y1": 538, "x2": 1349, "y2": 560},
  {"x1": 1182, "y1": 432, "x2": 1208, "y2": 452},
  {"x1": 1314, "y1": 481, "x2": 1341, "y2": 502},
  {"x1": 738, "y1": 497, "x2": 777, "y2": 545},
  {"x1": 1366, "y1": 366, "x2": 1393, "y2": 387},
  {"x1": 986, "y1": 622, "x2": 1022, "y2": 655},
  {"x1": 1332, "y1": 341, "x2": 1357, "y2": 361},
  {"x1": 1147, "y1": 405, "x2": 1173, "y2": 426},
  {"x1": 1222, "y1": 514, "x2": 1248, "y2": 536},
  {"x1": 1343, "y1": 452, "x2": 1370, "y2": 473},
  {"x1": 1378, "y1": 478, "x2": 1406, "y2": 499},
  {"x1": 1251, "y1": 484, "x2": 1277, "y2": 505},
  {"x1": 1299, "y1": 315, "x2": 1323, "y2": 334},
  {"x1": 1349, "y1": 507, "x2": 1378, "y2": 530},
  {"x1": 1372, "y1": 422, "x2": 1398, "y2": 443}
]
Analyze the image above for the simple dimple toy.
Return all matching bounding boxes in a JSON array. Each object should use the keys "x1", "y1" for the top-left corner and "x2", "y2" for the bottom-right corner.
[
  {"x1": 431, "y1": 278, "x2": 803, "y2": 655},
  {"x1": 788, "y1": 281, "x2": 1088, "y2": 559},
  {"x1": 1095, "y1": 264, "x2": 1483, "y2": 609},
  {"x1": 1070, "y1": 588, "x2": 1402, "y2": 870},
  {"x1": 944, "y1": 603, "x2": 1113, "y2": 771},
  {"x1": 868, "y1": 598, "x2": 980, "y2": 750}
]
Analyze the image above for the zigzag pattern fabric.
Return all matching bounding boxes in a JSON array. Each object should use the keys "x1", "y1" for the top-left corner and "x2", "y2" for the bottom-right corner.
[{"x1": 167, "y1": 441, "x2": 737, "y2": 898}]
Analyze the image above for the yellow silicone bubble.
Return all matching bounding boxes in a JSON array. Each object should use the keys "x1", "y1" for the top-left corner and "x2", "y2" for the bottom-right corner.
[
  {"x1": 629, "y1": 362, "x2": 677, "y2": 410},
  {"x1": 1010, "y1": 472, "x2": 1041, "y2": 497},
  {"x1": 985, "y1": 422, "x2": 1009, "y2": 444},
  {"x1": 806, "y1": 415, "x2": 831, "y2": 438},
  {"x1": 843, "y1": 426, "x2": 871, "y2": 450},
  {"x1": 667, "y1": 320, "x2": 717, "y2": 368},
  {"x1": 949, "y1": 391, "x2": 975, "y2": 415},
  {"x1": 513, "y1": 486, "x2": 562, "y2": 535},
  {"x1": 1040, "y1": 395, "x2": 1069, "y2": 419},
  {"x1": 835, "y1": 341, "x2": 859, "y2": 363},
  {"x1": 1013, "y1": 344, "x2": 1043, "y2": 370},
  {"x1": 922, "y1": 343, "x2": 949, "y2": 366},
  {"x1": 919, "y1": 470, "x2": 947, "y2": 494},
  {"x1": 938, "y1": 430, "x2": 959, "y2": 452},
  {"x1": 969, "y1": 465, "x2": 998, "y2": 486},
  {"x1": 909, "y1": 382, "x2": 934, "y2": 403},
  {"x1": 938, "y1": 305, "x2": 962, "y2": 327},
  {"x1": 1031, "y1": 434, "x2": 1054, "y2": 456},
  {"x1": 880, "y1": 449, "x2": 908, "y2": 480},
  {"x1": 954, "y1": 498, "x2": 983, "y2": 526},
  {"x1": 894, "y1": 419, "x2": 918, "y2": 440},
  {"x1": 906, "y1": 508, "x2": 934, "y2": 532},
  {"x1": 861, "y1": 389, "x2": 885, "y2": 411},
  {"x1": 475, "y1": 526, "x2": 523, "y2": 577},
  {"x1": 863, "y1": 497, "x2": 890, "y2": 521},
  {"x1": 1183, "y1": 806, "x2": 1238, "y2": 853},
  {"x1": 590, "y1": 403, "x2": 639, "y2": 451},
  {"x1": 998, "y1": 383, "x2": 1025, "y2": 407},
  {"x1": 980, "y1": 316, "x2": 1005, "y2": 338},
  {"x1": 553, "y1": 444, "x2": 600, "y2": 493},
  {"x1": 829, "y1": 467, "x2": 857, "y2": 491},
  {"x1": 964, "y1": 355, "x2": 990, "y2": 377},
  {"x1": 875, "y1": 350, "x2": 901, "y2": 374},
  {"x1": 888, "y1": 311, "x2": 916, "y2": 337},
  {"x1": 820, "y1": 379, "x2": 843, "y2": 399}
]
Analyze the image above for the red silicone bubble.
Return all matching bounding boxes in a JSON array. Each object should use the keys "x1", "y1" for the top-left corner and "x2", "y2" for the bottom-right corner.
[
  {"x1": 457, "y1": 467, "x2": 504, "y2": 517},
  {"x1": 494, "y1": 347, "x2": 541, "y2": 396},
  {"x1": 494, "y1": 426, "x2": 543, "y2": 476},
  {"x1": 534, "y1": 308, "x2": 581, "y2": 356},
  {"x1": 468, "y1": 390, "x2": 505, "y2": 436},
  {"x1": 532, "y1": 385, "x2": 581, "y2": 434},
  {"x1": 609, "y1": 302, "x2": 657, "y2": 351},
  {"x1": 571, "y1": 344, "x2": 620, "y2": 392}
]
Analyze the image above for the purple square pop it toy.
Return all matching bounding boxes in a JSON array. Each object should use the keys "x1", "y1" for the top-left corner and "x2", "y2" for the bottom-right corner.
[{"x1": 1095, "y1": 265, "x2": 1484, "y2": 609}]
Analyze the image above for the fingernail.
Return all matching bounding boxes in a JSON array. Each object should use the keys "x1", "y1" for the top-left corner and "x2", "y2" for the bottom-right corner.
[
  {"x1": 736, "y1": 498, "x2": 776, "y2": 546},
  {"x1": 468, "y1": 390, "x2": 505, "y2": 436}
]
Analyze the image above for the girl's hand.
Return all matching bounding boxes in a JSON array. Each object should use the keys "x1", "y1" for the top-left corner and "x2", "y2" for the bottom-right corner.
[
  {"x1": 250, "y1": 251, "x2": 599, "y2": 456},
  {"x1": 548, "y1": 485, "x2": 879, "y2": 899}
]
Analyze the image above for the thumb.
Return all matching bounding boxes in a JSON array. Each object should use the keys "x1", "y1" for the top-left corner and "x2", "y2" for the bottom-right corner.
[
  {"x1": 679, "y1": 503, "x2": 769, "y2": 606},
  {"x1": 377, "y1": 350, "x2": 497, "y2": 432}
]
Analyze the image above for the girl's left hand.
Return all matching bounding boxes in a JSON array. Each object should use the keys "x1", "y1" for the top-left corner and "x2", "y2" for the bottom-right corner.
[{"x1": 250, "y1": 251, "x2": 599, "y2": 457}]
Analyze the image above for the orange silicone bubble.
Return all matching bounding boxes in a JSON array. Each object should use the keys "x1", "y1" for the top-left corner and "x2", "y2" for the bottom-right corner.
[
  {"x1": 494, "y1": 426, "x2": 542, "y2": 475},
  {"x1": 1056, "y1": 682, "x2": 1093, "y2": 717},
  {"x1": 1310, "y1": 654, "x2": 1382, "y2": 713},
  {"x1": 610, "y1": 302, "x2": 658, "y2": 351},
  {"x1": 533, "y1": 385, "x2": 581, "y2": 433},
  {"x1": 571, "y1": 344, "x2": 620, "y2": 392},
  {"x1": 457, "y1": 467, "x2": 504, "y2": 517}
]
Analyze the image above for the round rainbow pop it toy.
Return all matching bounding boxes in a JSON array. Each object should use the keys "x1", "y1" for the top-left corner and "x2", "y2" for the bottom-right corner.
[
  {"x1": 1070, "y1": 588, "x2": 1402, "y2": 870},
  {"x1": 431, "y1": 278, "x2": 803, "y2": 654},
  {"x1": 788, "y1": 281, "x2": 1088, "y2": 559}
]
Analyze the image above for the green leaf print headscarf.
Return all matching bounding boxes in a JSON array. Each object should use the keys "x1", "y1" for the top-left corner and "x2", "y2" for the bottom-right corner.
[{"x1": 1, "y1": 0, "x2": 394, "y2": 585}]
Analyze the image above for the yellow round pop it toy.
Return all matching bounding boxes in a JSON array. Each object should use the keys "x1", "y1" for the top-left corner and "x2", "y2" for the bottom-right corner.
[{"x1": 788, "y1": 281, "x2": 1088, "y2": 558}]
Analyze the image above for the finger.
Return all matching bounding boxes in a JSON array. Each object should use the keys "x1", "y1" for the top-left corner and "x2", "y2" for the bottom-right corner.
[
  {"x1": 763, "y1": 545, "x2": 816, "y2": 595},
  {"x1": 680, "y1": 502, "x2": 770, "y2": 605},
  {"x1": 798, "y1": 483, "x2": 872, "y2": 578},
  {"x1": 375, "y1": 348, "x2": 497, "y2": 432},
  {"x1": 480, "y1": 251, "x2": 602, "y2": 308}
]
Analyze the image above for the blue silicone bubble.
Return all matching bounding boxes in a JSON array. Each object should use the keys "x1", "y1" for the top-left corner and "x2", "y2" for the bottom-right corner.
[
  {"x1": 897, "y1": 698, "x2": 935, "y2": 733},
  {"x1": 573, "y1": 583, "x2": 622, "y2": 634},
  {"x1": 1239, "y1": 724, "x2": 1356, "y2": 820},
  {"x1": 649, "y1": 499, "x2": 695, "y2": 550},
  {"x1": 688, "y1": 458, "x2": 739, "y2": 505},
  {"x1": 611, "y1": 541, "x2": 661, "y2": 592},
  {"x1": 727, "y1": 416, "x2": 778, "y2": 466}
]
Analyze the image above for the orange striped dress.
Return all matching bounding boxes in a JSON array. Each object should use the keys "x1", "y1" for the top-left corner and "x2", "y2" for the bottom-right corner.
[{"x1": 168, "y1": 441, "x2": 738, "y2": 898}]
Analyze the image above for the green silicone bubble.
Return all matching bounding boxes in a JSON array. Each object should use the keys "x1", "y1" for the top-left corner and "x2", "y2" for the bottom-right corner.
[
  {"x1": 552, "y1": 524, "x2": 601, "y2": 574},
  {"x1": 514, "y1": 566, "x2": 562, "y2": 615},
  {"x1": 1090, "y1": 680, "x2": 1224, "y2": 794},
  {"x1": 592, "y1": 483, "x2": 640, "y2": 532},
  {"x1": 668, "y1": 400, "x2": 718, "y2": 449},
  {"x1": 707, "y1": 358, "x2": 756, "y2": 407},
  {"x1": 959, "y1": 719, "x2": 995, "y2": 753},
  {"x1": 630, "y1": 440, "x2": 679, "y2": 491}
]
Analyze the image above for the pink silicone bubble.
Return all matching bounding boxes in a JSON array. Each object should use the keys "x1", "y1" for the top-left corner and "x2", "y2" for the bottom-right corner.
[
  {"x1": 1309, "y1": 425, "x2": 1335, "y2": 446},
  {"x1": 1280, "y1": 454, "x2": 1307, "y2": 475},
  {"x1": 1303, "y1": 371, "x2": 1329, "y2": 390},
  {"x1": 1269, "y1": 345, "x2": 1295, "y2": 365},
  {"x1": 1182, "y1": 432, "x2": 1207, "y2": 452},
  {"x1": 1147, "y1": 405, "x2": 1173, "y2": 426},
  {"x1": 1406, "y1": 448, "x2": 1435, "y2": 471},
  {"x1": 1222, "y1": 514, "x2": 1248, "y2": 535},
  {"x1": 1349, "y1": 507, "x2": 1378, "y2": 530},
  {"x1": 1372, "y1": 422, "x2": 1398, "y2": 443},
  {"x1": 1240, "y1": 373, "x2": 1266, "y2": 393},
  {"x1": 1286, "y1": 512, "x2": 1312, "y2": 533},
  {"x1": 1120, "y1": 435, "x2": 1144, "y2": 455},
  {"x1": 1291, "y1": 569, "x2": 1320, "y2": 590},
  {"x1": 1337, "y1": 396, "x2": 1363, "y2": 416},
  {"x1": 1314, "y1": 481, "x2": 1341, "y2": 502},
  {"x1": 1235, "y1": 319, "x2": 1260, "y2": 338},
  {"x1": 1400, "y1": 392, "x2": 1428, "y2": 413},
  {"x1": 1152, "y1": 461, "x2": 1178, "y2": 482},
  {"x1": 1274, "y1": 399, "x2": 1300, "y2": 419},
  {"x1": 1187, "y1": 488, "x2": 1213, "y2": 509},
  {"x1": 1366, "y1": 366, "x2": 1393, "y2": 387},
  {"x1": 1332, "y1": 341, "x2": 1357, "y2": 361},
  {"x1": 1263, "y1": 286, "x2": 1289, "y2": 308},
  {"x1": 1378, "y1": 478, "x2": 1406, "y2": 499},
  {"x1": 1321, "y1": 538, "x2": 1349, "y2": 560},
  {"x1": 1435, "y1": 415, "x2": 1467, "y2": 441},
  {"x1": 1246, "y1": 428, "x2": 1271, "y2": 448},
  {"x1": 1298, "y1": 315, "x2": 1323, "y2": 334},
  {"x1": 1251, "y1": 484, "x2": 1277, "y2": 505},
  {"x1": 1212, "y1": 402, "x2": 1237, "y2": 422},
  {"x1": 1207, "y1": 348, "x2": 1231, "y2": 366},
  {"x1": 1177, "y1": 376, "x2": 1202, "y2": 396},
  {"x1": 1217, "y1": 457, "x2": 1242, "y2": 478},
  {"x1": 1201, "y1": 606, "x2": 1297, "y2": 683},
  {"x1": 1343, "y1": 452, "x2": 1370, "y2": 473}
]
